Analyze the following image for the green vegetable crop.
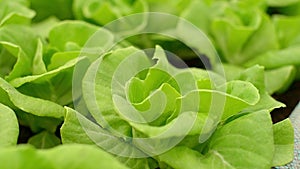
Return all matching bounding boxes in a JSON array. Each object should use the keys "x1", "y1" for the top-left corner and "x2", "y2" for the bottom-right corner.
[{"x1": 0, "y1": 0, "x2": 299, "y2": 169}]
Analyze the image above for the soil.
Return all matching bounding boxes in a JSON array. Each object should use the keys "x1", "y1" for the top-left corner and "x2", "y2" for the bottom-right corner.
[{"x1": 271, "y1": 81, "x2": 300, "y2": 123}]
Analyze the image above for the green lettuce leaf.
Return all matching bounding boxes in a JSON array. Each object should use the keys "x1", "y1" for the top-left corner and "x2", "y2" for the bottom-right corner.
[
  {"x1": 267, "y1": 0, "x2": 300, "y2": 7},
  {"x1": 265, "y1": 65, "x2": 296, "y2": 94},
  {"x1": 28, "y1": 131, "x2": 60, "y2": 149},
  {"x1": 82, "y1": 46, "x2": 152, "y2": 137},
  {"x1": 16, "y1": 110, "x2": 62, "y2": 133},
  {"x1": 29, "y1": 0, "x2": 73, "y2": 22},
  {"x1": 273, "y1": 15, "x2": 300, "y2": 48},
  {"x1": 146, "y1": 0, "x2": 191, "y2": 15},
  {"x1": 48, "y1": 20, "x2": 100, "y2": 52},
  {"x1": 60, "y1": 107, "x2": 153, "y2": 169},
  {"x1": 245, "y1": 45, "x2": 300, "y2": 69},
  {"x1": 276, "y1": 1, "x2": 300, "y2": 16},
  {"x1": 47, "y1": 20, "x2": 114, "y2": 64},
  {"x1": 271, "y1": 119, "x2": 294, "y2": 166},
  {"x1": 181, "y1": 0, "x2": 216, "y2": 35},
  {"x1": 0, "y1": 77, "x2": 65, "y2": 118},
  {"x1": 0, "y1": 25, "x2": 42, "y2": 80},
  {"x1": 0, "y1": 44, "x2": 17, "y2": 78},
  {"x1": 73, "y1": 0, "x2": 147, "y2": 26},
  {"x1": 159, "y1": 110, "x2": 275, "y2": 169},
  {"x1": 211, "y1": 6, "x2": 278, "y2": 64},
  {"x1": 0, "y1": 0, "x2": 35, "y2": 26},
  {"x1": 222, "y1": 64, "x2": 297, "y2": 94},
  {"x1": 0, "y1": 103, "x2": 19, "y2": 147},
  {"x1": 236, "y1": 65, "x2": 285, "y2": 111},
  {"x1": 9, "y1": 57, "x2": 85, "y2": 106},
  {"x1": 0, "y1": 144, "x2": 130, "y2": 169},
  {"x1": 32, "y1": 17, "x2": 60, "y2": 39}
]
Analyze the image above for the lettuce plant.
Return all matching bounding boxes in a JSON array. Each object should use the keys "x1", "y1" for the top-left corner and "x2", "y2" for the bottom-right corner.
[
  {"x1": 0, "y1": 0, "x2": 297, "y2": 168},
  {"x1": 72, "y1": 0, "x2": 147, "y2": 26},
  {"x1": 181, "y1": 0, "x2": 300, "y2": 94},
  {"x1": 59, "y1": 46, "x2": 294, "y2": 168}
]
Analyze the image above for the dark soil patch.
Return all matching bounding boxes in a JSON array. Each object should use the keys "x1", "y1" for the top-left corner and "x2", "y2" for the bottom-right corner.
[{"x1": 271, "y1": 81, "x2": 300, "y2": 123}]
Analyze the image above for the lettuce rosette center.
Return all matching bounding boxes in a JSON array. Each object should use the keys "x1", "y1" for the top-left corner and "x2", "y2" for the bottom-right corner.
[{"x1": 124, "y1": 68, "x2": 181, "y2": 126}]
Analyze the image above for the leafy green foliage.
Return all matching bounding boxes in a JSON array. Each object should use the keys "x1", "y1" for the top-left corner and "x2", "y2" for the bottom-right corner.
[
  {"x1": 28, "y1": 131, "x2": 60, "y2": 149},
  {"x1": 272, "y1": 119, "x2": 294, "y2": 166},
  {"x1": 30, "y1": 0, "x2": 73, "y2": 22},
  {"x1": 160, "y1": 110, "x2": 274, "y2": 169},
  {"x1": 0, "y1": 0, "x2": 35, "y2": 26},
  {"x1": 73, "y1": 0, "x2": 147, "y2": 25},
  {"x1": 159, "y1": 111, "x2": 294, "y2": 169},
  {"x1": 0, "y1": 103, "x2": 18, "y2": 146},
  {"x1": 0, "y1": 144, "x2": 130, "y2": 169},
  {"x1": 0, "y1": 0, "x2": 297, "y2": 168},
  {"x1": 181, "y1": 0, "x2": 300, "y2": 94},
  {"x1": 68, "y1": 46, "x2": 292, "y2": 168}
]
